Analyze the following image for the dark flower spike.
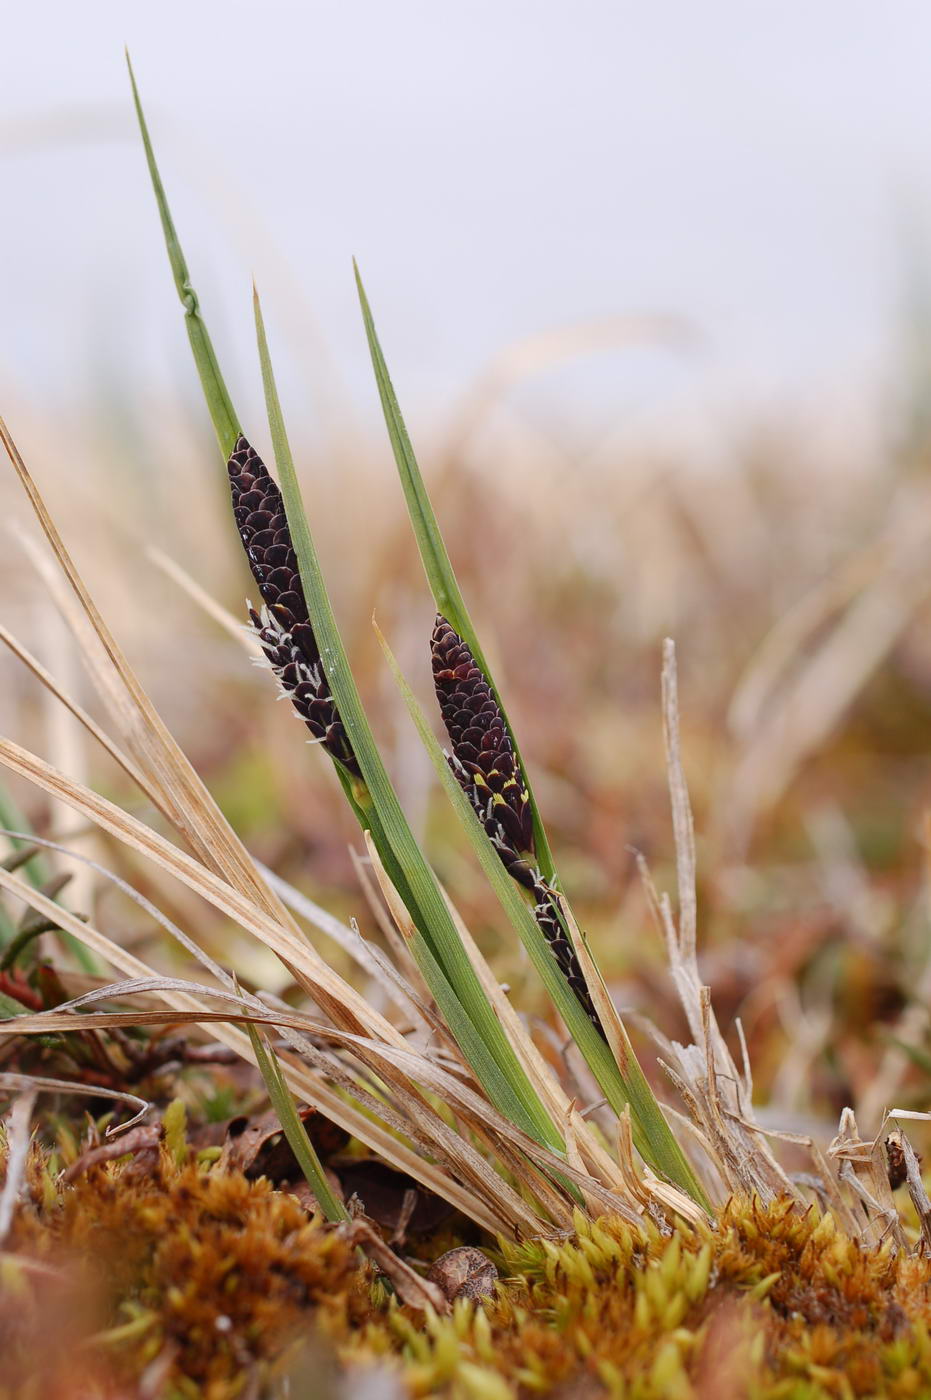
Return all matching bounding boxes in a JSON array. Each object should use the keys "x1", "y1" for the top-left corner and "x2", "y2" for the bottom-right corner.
[
  {"x1": 228, "y1": 435, "x2": 361, "y2": 778},
  {"x1": 431, "y1": 616, "x2": 602, "y2": 1031},
  {"x1": 431, "y1": 617, "x2": 535, "y2": 888}
]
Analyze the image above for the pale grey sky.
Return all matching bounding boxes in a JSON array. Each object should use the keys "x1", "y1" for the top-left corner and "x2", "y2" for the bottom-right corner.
[{"x1": 4, "y1": 2, "x2": 931, "y2": 446}]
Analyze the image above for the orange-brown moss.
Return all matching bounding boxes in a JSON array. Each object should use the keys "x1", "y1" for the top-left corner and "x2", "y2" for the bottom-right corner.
[
  {"x1": 5, "y1": 1155, "x2": 931, "y2": 1399},
  {"x1": 2, "y1": 1150, "x2": 375, "y2": 1398},
  {"x1": 384, "y1": 1200, "x2": 931, "y2": 1398}
]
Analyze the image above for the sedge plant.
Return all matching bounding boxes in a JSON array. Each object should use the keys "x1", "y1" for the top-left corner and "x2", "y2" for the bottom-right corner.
[
  {"x1": 0, "y1": 62, "x2": 918, "y2": 1249},
  {"x1": 126, "y1": 55, "x2": 705, "y2": 1206}
]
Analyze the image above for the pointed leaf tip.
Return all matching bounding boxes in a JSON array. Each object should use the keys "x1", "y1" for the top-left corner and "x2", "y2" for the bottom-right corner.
[{"x1": 128, "y1": 62, "x2": 240, "y2": 457}]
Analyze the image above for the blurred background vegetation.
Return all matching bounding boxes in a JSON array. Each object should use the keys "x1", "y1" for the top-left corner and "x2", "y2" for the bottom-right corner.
[{"x1": 6, "y1": 2, "x2": 931, "y2": 1155}]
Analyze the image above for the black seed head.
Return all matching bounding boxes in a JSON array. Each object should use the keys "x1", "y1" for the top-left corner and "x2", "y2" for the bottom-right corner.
[
  {"x1": 228, "y1": 435, "x2": 361, "y2": 778},
  {"x1": 431, "y1": 615, "x2": 535, "y2": 887},
  {"x1": 430, "y1": 615, "x2": 603, "y2": 1033}
]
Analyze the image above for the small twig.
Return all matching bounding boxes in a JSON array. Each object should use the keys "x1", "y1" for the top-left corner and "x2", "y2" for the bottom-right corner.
[
  {"x1": 341, "y1": 1216, "x2": 450, "y2": 1313},
  {"x1": 61, "y1": 1123, "x2": 161, "y2": 1184}
]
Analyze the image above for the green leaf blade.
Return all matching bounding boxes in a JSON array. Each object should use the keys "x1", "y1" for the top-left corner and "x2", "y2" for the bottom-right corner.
[
  {"x1": 252, "y1": 290, "x2": 565, "y2": 1159},
  {"x1": 247, "y1": 1021, "x2": 348, "y2": 1222},
  {"x1": 353, "y1": 265, "x2": 557, "y2": 879},
  {"x1": 127, "y1": 53, "x2": 240, "y2": 458},
  {"x1": 377, "y1": 623, "x2": 708, "y2": 1208}
]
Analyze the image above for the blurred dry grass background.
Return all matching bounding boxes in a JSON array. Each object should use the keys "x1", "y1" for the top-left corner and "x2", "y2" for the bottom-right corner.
[{"x1": 4, "y1": 295, "x2": 931, "y2": 1156}]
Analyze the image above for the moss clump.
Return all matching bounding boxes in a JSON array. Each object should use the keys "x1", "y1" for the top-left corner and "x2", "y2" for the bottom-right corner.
[
  {"x1": 5, "y1": 1154, "x2": 931, "y2": 1398},
  {"x1": 385, "y1": 1200, "x2": 931, "y2": 1398},
  {"x1": 3, "y1": 1151, "x2": 375, "y2": 1397}
]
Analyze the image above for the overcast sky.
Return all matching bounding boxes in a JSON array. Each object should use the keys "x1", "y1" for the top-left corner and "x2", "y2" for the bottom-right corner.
[{"x1": 5, "y1": 2, "x2": 931, "y2": 447}]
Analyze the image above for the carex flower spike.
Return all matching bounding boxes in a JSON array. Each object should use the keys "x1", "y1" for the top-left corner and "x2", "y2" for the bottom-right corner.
[
  {"x1": 431, "y1": 615, "x2": 603, "y2": 1032},
  {"x1": 228, "y1": 435, "x2": 361, "y2": 778}
]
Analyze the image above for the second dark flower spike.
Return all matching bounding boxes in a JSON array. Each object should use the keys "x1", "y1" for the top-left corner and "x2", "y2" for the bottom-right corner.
[
  {"x1": 228, "y1": 435, "x2": 361, "y2": 778},
  {"x1": 431, "y1": 616, "x2": 603, "y2": 1031}
]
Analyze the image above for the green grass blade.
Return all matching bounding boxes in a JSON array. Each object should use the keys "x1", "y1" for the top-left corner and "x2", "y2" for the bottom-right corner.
[
  {"x1": 253, "y1": 290, "x2": 564, "y2": 1157},
  {"x1": 353, "y1": 272, "x2": 708, "y2": 1200},
  {"x1": 353, "y1": 263, "x2": 467, "y2": 627},
  {"x1": 246, "y1": 1021, "x2": 348, "y2": 1221},
  {"x1": 126, "y1": 53, "x2": 240, "y2": 458},
  {"x1": 353, "y1": 264, "x2": 556, "y2": 879},
  {"x1": 129, "y1": 65, "x2": 565, "y2": 1164},
  {"x1": 376, "y1": 623, "x2": 708, "y2": 1207}
]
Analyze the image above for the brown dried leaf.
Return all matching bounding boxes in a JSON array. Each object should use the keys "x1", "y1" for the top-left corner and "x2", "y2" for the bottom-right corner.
[{"x1": 219, "y1": 1108, "x2": 348, "y2": 1181}]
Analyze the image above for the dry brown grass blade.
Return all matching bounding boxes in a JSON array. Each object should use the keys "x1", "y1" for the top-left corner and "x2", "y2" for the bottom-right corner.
[
  {"x1": 658, "y1": 640, "x2": 796, "y2": 1202},
  {"x1": 0, "y1": 748, "x2": 532, "y2": 1229},
  {"x1": 563, "y1": 1105, "x2": 605, "y2": 1217},
  {"x1": 0, "y1": 735, "x2": 414, "y2": 1053},
  {"x1": 362, "y1": 831, "x2": 419, "y2": 945},
  {"x1": 661, "y1": 640, "x2": 697, "y2": 962},
  {"x1": 350, "y1": 845, "x2": 431, "y2": 1003},
  {"x1": 612, "y1": 1106, "x2": 703, "y2": 1223},
  {"x1": 0, "y1": 846, "x2": 561, "y2": 1234},
  {"x1": 261, "y1": 862, "x2": 437, "y2": 1033},
  {"x1": 615, "y1": 1108, "x2": 652, "y2": 1212},
  {"x1": 0, "y1": 618, "x2": 155, "y2": 799},
  {"x1": 0, "y1": 433, "x2": 573, "y2": 1232},
  {"x1": 0, "y1": 1073, "x2": 151, "y2": 1134},
  {"x1": 0, "y1": 994, "x2": 618, "y2": 1230},
  {"x1": 0, "y1": 869, "x2": 521, "y2": 1232},
  {"x1": 1, "y1": 417, "x2": 312, "y2": 937},
  {"x1": 146, "y1": 545, "x2": 263, "y2": 655}
]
